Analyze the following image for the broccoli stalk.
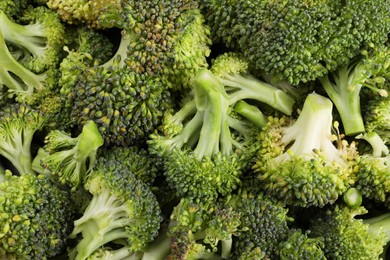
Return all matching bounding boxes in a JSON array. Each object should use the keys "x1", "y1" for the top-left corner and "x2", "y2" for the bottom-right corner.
[
  {"x1": 320, "y1": 46, "x2": 390, "y2": 136},
  {"x1": 211, "y1": 52, "x2": 295, "y2": 116}
]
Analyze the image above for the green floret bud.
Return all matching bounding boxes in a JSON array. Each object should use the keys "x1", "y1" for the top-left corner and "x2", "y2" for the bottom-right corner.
[
  {"x1": 0, "y1": 0, "x2": 29, "y2": 18},
  {"x1": 47, "y1": 0, "x2": 124, "y2": 29},
  {"x1": 0, "y1": 171, "x2": 75, "y2": 259},
  {"x1": 211, "y1": 52, "x2": 296, "y2": 115},
  {"x1": 70, "y1": 159, "x2": 162, "y2": 260},
  {"x1": 230, "y1": 191, "x2": 293, "y2": 259},
  {"x1": 254, "y1": 93, "x2": 357, "y2": 207},
  {"x1": 279, "y1": 230, "x2": 326, "y2": 260},
  {"x1": 310, "y1": 205, "x2": 389, "y2": 259},
  {"x1": 0, "y1": 104, "x2": 45, "y2": 175},
  {"x1": 39, "y1": 121, "x2": 104, "y2": 190},
  {"x1": 364, "y1": 95, "x2": 390, "y2": 142}
]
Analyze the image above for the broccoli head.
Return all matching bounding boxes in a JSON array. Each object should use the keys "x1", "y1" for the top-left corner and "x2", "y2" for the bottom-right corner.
[
  {"x1": 253, "y1": 93, "x2": 358, "y2": 207},
  {"x1": 69, "y1": 158, "x2": 162, "y2": 260},
  {"x1": 0, "y1": 171, "x2": 75, "y2": 259},
  {"x1": 149, "y1": 69, "x2": 260, "y2": 202}
]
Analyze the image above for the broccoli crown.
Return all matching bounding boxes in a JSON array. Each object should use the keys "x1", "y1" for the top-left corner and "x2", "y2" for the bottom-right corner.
[
  {"x1": 0, "y1": 104, "x2": 46, "y2": 175},
  {"x1": 47, "y1": 0, "x2": 123, "y2": 29},
  {"x1": 70, "y1": 159, "x2": 162, "y2": 260},
  {"x1": 40, "y1": 121, "x2": 104, "y2": 190},
  {"x1": 0, "y1": 171, "x2": 75, "y2": 259},
  {"x1": 309, "y1": 205, "x2": 387, "y2": 259},
  {"x1": 210, "y1": 52, "x2": 296, "y2": 116},
  {"x1": 66, "y1": 65, "x2": 172, "y2": 146},
  {"x1": 0, "y1": 7, "x2": 66, "y2": 102},
  {"x1": 364, "y1": 95, "x2": 390, "y2": 141},
  {"x1": 0, "y1": 0, "x2": 29, "y2": 18},
  {"x1": 279, "y1": 229, "x2": 326, "y2": 260},
  {"x1": 149, "y1": 69, "x2": 259, "y2": 202},
  {"x1": 99, "y1": 146, "x2": 159, "y2": 185},
  {"x1": 230, "y1": 191, "x2": 293, "y2": 259},
  {"x1": 204, "y1": 0, "x2": 390, "y2": 85},
  {"x1": 253, "y1": 93, "x2": 357, "y2": 207},
  {"x1": 355, "y1": 154, "x2": 390, "y2": 206},
  {"x1": 168, "y1": 198, "x2": 241, "y2": 259}
]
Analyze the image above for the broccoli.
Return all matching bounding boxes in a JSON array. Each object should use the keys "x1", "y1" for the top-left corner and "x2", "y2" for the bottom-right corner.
[
  {"x1": 0, "y1": 104, "x2": 45, "y2": 175},
  {"x1": 0, "y1": 0, "x2": 29, "y2": 18},
  {"x1": 0, "y1": 170, "x2": 75, "y2": 259},
  {"x1": 202, "y1": 0, "x2": 390, "y2": 85},
  {"x1": 37, "y1": 120, "x2": 104, "y2": 190},
  {"x1": 149, "y1": 68, "x2": 259, "y2": 202},
  {"x1": 253, "y1": 92, "x2": 358, "y2": 207},
  {"x1": 69, "y1": 157, "x2": 162, "y2": 260},
  {"x1": 364, "y1": 93, "x2": 390, "y2": 142},
  {"x1": 319, "y1": 45, "x2": 390, "y2": 136},
  {"x1": 210, "y1": 52, "x2": 296, "y2": 116},
  {"x1": 47, "y1": 0, "x2": 125, "y2": 29},
  {"x1": 309, "y1": 204, "x2": 390, "y2": 259},
  {"x1": 279, "y1": 229, "x2": 326, "y2": 260},
  {"x1": 0, "y1": 6, "x2": 66, "y2": 103},
  {"x1": 166, "y1": 198, "x2": 240, "y2": 260},
  {"x1": 228, "y1": 189, "x2": 293, "y2": 259}
]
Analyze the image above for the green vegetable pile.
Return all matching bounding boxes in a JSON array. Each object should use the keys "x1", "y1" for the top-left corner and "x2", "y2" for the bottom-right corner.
[{"x1": 1, "y1": 0, "x2": 390, "y2": 259}]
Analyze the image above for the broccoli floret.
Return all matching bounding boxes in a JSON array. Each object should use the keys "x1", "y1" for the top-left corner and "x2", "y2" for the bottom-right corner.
[
  {"x1": 149, "y1": 69, "x2": 259, "y2": 202},
  {"x1": 320, "y1": 45, "x2": 390, "y2": 136},
  {"x1": 37, "y1": 121, "x2": 104, "y2": 190},
  {"x1": 210, "y1": 52, "x2": 296, "y2": 116},
  {"x1": 0, "y1": 6, "x2": 66, "y2": 103},
  {"x1": 0, "y1": 104, "x2": 45, "y2": 175},
  {"x1": 0, "y1": 170, "x2": 75, "y2": 259},
  {"x1": 229, "y1": 190, "x2": 293, "y2": 259},
  {"x1": 364, "y1": 94, "x2": 390, "y2": 142},
  {"x1": 253, "y1": 92, "x2": 358, "y2": 207},
  {"x1": 167, "y1": 198, "x2": 240, "y2": 259},
  {"x1": 203, "y1": 0, "x2": 390, "y2": 85},
  {"x1": 279, "y1": 229, "x2": 326, "y2": 260},
  {"x1": 309, "y1": 205, "x2": 390, "y2": 259},
  {"x1": 0, "y1": 0, "x2": 29, "y2": 18},
  {"x1": 69, "y1": 158, "x2": 162, "y2": 260},
  {"x1": 47, "y1": 0, "x2": 125, "y2": 29},
  {"x1": 98, "y1": 146, "x2": 159, "y2": 186}
]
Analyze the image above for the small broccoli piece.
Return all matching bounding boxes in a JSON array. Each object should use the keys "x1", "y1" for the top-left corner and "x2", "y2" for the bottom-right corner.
[
  {"x1": 98, "y1": 146, "x2": 158, "y2": 186},
  {"x1": 0, "y1": 170, "x2": 75, "y2": 259},
  {"x1": 38, "y1": 121, "x2": 104, "y2": 190},
  {"x1": 320, "y1": 45, "x2": 390, "y2": 136},
  {"x1": 364, "y1": 94, "x2": 390, "y2": 142},
  {"x1": 0, "y1": 104, "x2": 45, "y2": 175},
  {"x1": 167, "y1": 198, "x2": 240, "y2": 259},
  {"x1": 253, "y1": 92, "x2": 358, "y2": 207},
  {"x1": 149, "y1": 69, "x2": 259, "y2": 202},
  {"x1": 229, "y1": 190, "x2": 293, "y2": 259},
  {"x1": 309, "y1": 205, "x2": 390, "y2": 259},
  {"x1": 47, "y1": 0, "x2": 125, "y2": 29},
  {"x1": 211, "y1": 52, "x2": 296, "y2": 116},
  {"x1": 354, "y1": 133, "x2": 390, "y2": 207},
  {"x1": 69, "y1": 158, "x2": 162, "y2": 260},
  {"x1": 279, "y1": 229, "x2": 326, "y2": 260},
  {"x1": 0, "y1": 7, "x2": 66, "y2": 103},
  {"x1": 203, "y1": 0, "x2": 390, "y2": 85},
  {"x1": 0, "y1": 0, "x2": 29, "y2": 18}
]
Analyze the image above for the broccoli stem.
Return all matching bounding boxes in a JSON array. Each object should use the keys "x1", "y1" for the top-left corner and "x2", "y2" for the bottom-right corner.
[
  {"x1": 234, "y1": 100, "x2": 268, "y2": 128},
  {"x1": 220, "y1": 73, "x2": 295, "y2": 115},
  {"x1": 320, "y1": 64, "x2": 365, "y2": 136},
  {"x1": 192, "y1": 69, "x2": 233, "y2": 159},
  {"x1": 71, "y1": 189, "x2": 132, "y2": 260},
  {"x1": 0, "y1": 29, "x2": 42, "y2": 96}
]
